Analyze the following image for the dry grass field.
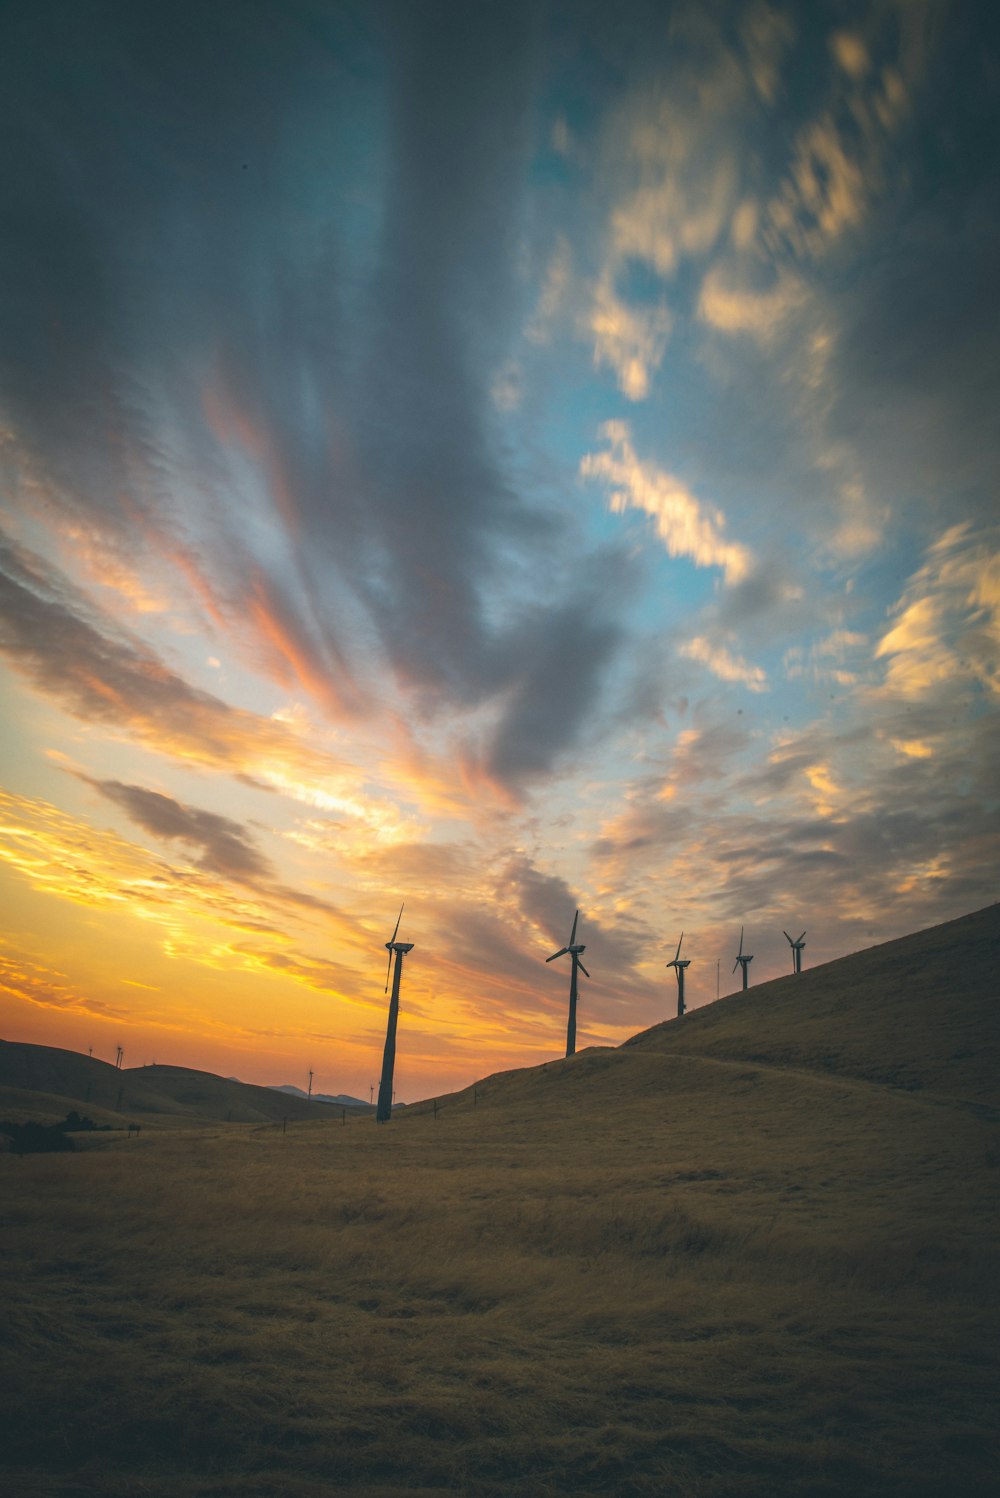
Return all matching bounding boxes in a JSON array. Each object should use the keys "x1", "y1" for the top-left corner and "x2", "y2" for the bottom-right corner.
[{"x1": 2, "y1": 906, "x2": 998, "y2": 1496}]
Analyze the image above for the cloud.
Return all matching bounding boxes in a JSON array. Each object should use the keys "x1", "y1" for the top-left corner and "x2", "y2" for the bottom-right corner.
[
  {"x1": 500, "y1": 854, "x2": 657, "y2": 1009},
  {"x1": 588, "y1": 271, "x2": 673, "y2": 400},
  {"x1": 0, "y1": 787, "x2": 361, "y2": 979},
  {"x1": 581, "y1": 423, "x2": 752, "y2": 584},
  {"x1": 678, "y1": 636, "x2": 768, "y2": 691},
  {"x1": 740, "y1": 2, "x2": 796, "y2": 104},
  {"x1": 588, "y1": 526, "x2": 1000, "y2": 959},
  {"x1": 829, "y1": 30, "x2": 870, "y2": 81},
  {"x1": 582, "y1": 28, "x2": 746, "y2": 397},
  {"x1": 761, "y1": 12, "x2": 925, "y2": 264},
  {"x1": 0, "y1": 942, "x2": 126, "y2": 1019},
  {"x1": 698, "y1": 263, "x2": 805, "y2": 340},
  {"x1": 874, "y1": 524, "x2": 1000, "y2": 700},
  {"x1": 475, "y1": 594, "x2": 623, "y2": 788},
  {"x1": 606, "y1": 81, "x2": 742, "y2": 278},
  {"x1": 0, "y1": 0, "x2": 626, "y2": 795},
  {"x1": 526, "y1": 234, "x2": 574, "y2": 345},
  {"x1": 81, "y1": 778, "x2": 274, "y2": 881},
  {"x1": 0, "y1": 534, "x2": 418, "y2": 831}
]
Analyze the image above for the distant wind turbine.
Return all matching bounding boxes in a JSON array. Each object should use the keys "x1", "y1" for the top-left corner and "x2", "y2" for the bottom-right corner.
[
  {"x1": 784, "y1": 929, "x2": 806, "y2": 974},
  {"x1": 546, "y1": 909, "x2": 589, "y2": 1057},
  {"x1": 376, "y1": 905, "x2": 414, "y2": 1123},
  {"x1": 733, "y1": 926, "x2": 753, "y2": 991},
  {"x1": 666, "y1": 933, "x2": 690, "y2": 1017}
]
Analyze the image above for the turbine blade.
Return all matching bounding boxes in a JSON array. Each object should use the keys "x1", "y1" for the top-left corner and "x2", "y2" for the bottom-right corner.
[
  {"x1": 389, "y1": 902, "x2": 404, "y2": 944},
  {"x1": 546, "y1": 947, "x2": 569, "y2": 963},
  {"x1": 384, "y1": 948, "x2": 392, "y2": 994},
  {"x1": 738, "y1": 925, "x2": 744, "y2": 957},
  {"x1": 675, "y1": 931, "x2": 684, "y2": 961},
  {"x1": 783, "y1": 930, "x2": 792, "y2": 944},
  {"x1": 797, "y1": 931, "x2": 806, "y2": 943},
  {"x1": 732, "y1": 958, "x2": 740, "y2": 973},
  {"x1": 577, "y1": 960, "x2": 591, "y2": 979},
  {"x1": 569, "y1": 909, "x2": 579, "y2": 946}
]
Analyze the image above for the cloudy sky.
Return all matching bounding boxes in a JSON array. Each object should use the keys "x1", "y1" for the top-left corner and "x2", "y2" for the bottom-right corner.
[{"x1": 1, "y1": 0, "x2": 997, "y2": 1099}]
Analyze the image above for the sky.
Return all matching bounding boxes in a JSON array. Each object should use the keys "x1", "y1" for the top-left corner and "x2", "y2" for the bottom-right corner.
[{"x1": 1, "y1": 0, "x2": 997, "y2": 1101}]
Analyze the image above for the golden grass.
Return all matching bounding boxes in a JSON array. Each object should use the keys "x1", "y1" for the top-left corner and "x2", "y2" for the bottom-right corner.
[{"x1": 2, "y1": 906, "x2": 998, "y2": 1495}]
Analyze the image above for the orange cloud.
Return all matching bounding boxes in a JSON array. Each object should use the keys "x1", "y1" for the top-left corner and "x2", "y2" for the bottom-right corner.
[{"x1": 0, "y1": 940, "x2": 127, "y2": 1018}]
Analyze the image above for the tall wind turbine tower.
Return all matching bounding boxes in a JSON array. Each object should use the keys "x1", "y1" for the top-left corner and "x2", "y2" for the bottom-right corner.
[
  {"x1": 784, "y1": 929, "x2": 806, "y2": 974},
  {"x1": 546, "y1": 909, "x2": 590, "y2": 1057},
  {"x1": 376, "y1": 905, "x2": 414, "y2": 1123},
  {"x1": 733, "y1": 927, "x2": 753, "y2": 991},
  {"x1": 666, "y1": 933, "x2": 691, "y2": 1017}
]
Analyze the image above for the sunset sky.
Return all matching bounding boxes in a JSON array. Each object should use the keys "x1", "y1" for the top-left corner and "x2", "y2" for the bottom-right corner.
[{"x1": 1, "y1": 0, "x2": 997, "y2": 1100}]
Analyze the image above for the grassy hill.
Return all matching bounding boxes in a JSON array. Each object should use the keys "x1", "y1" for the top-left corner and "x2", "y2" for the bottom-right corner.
[
  {"x1": 625, "y1": 902, "x2": 1000, "y2": 1103},
  {"x1": 1, "y1": 905, "x2": 997, "y2": 1496},
  {"x1": 0, "y1": 1042, "x2": 362, "y2": 1128}
]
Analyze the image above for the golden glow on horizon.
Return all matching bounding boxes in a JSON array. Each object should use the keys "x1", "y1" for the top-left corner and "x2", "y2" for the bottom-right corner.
[{"x1": 0, "y1": 786, "x2": 618, "y2": 1090}]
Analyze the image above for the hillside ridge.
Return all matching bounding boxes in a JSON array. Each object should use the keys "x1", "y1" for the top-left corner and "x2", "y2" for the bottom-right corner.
[{"x1": 2, "y1": 902, "x2": 996, "y2": 1123}]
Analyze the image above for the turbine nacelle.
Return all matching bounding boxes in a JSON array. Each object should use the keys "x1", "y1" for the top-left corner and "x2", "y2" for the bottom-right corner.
[
  {"x1": 733, "y1": 925, "x2": 754, "y2": 973},
  {"x1": 384, "y1": 904, "x2": 413, "y2": 992},
  {"x1": 783, "y1": 928, "x2": 806, "y2": 974},
  {"x1": 666, "y1": 931, "x2": 690, "y2": 971},
  {"x1": 546, "y1": 910, "x2": 590, "y2": 976}
]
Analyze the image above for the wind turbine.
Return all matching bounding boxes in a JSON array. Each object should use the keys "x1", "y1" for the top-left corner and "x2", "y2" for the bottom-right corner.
[
  {"x1": 784, "y1": 929, "x2": 806, "y2": 974},
  {"x1": 545, "y1": 909, "x2": 589, "y2": 1057},
  {"x1": 733, "y1": 926, "x2": 753, "y2": 991},
  {"x1": 376, "y1": 905, "x2": 413, "y2": 1123},
  {"x1": 666, "y1": 933, "x2": 690, "y2": 1017}
]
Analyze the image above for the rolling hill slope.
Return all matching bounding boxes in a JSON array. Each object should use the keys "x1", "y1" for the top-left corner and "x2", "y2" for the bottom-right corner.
[
  {"x1": 398, "y1": 902, "x2": 999, "y2": 1124},
  {"x1": 0, "y1": 1043, "x2": 357, "y2": 1125},
  {"x1": 1, "y1": 903, "x2": 998, "y2": 1497},
  {"x1": 625, "y1": 900, "x2": 1000, "y2": 1103}
]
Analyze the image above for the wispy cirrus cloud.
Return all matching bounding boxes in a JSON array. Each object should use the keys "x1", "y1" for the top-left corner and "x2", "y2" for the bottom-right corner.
[
  {"x1": 0, "y1": 785, "x2": 366, "y2": 967},
  {"x1": 0, "y1": 535, "x2": 419, "y2": 831},
  {"x1": 581, "y1": 423, "x2": 752, "y2": 584},
  {"x1": 0, "y1": 942, "x2": 127, "y2": 1019},
  {"x1": 679, "y1": 636, "x2": 768, "y2": 692}
]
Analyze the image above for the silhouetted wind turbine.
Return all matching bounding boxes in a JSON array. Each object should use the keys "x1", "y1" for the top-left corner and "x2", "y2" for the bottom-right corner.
[
  {"x1": 666, "y1": 933, "x2": 690, "y2": 1017},
  {"x1": 546, "y1": 909, "x2": 590, "y2": 1057},
  {"x1": 733, "y1": 926, "x2": 753, "y2": 991},
  {"x1": 784, "y1": 929, "x2": 806, "y2": 974},
  {"x1": 376, "y1": 905, "x2": 413, "y2": 1123}
]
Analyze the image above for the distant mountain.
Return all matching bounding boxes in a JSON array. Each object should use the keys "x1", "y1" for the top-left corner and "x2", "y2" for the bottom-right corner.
[
  {"x1": 0, "y1": 1045, "x2": 372, "y2": 1126},
  {"x1": 269, "y1": 1083, "x2": 372, "y2": 1108}
]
